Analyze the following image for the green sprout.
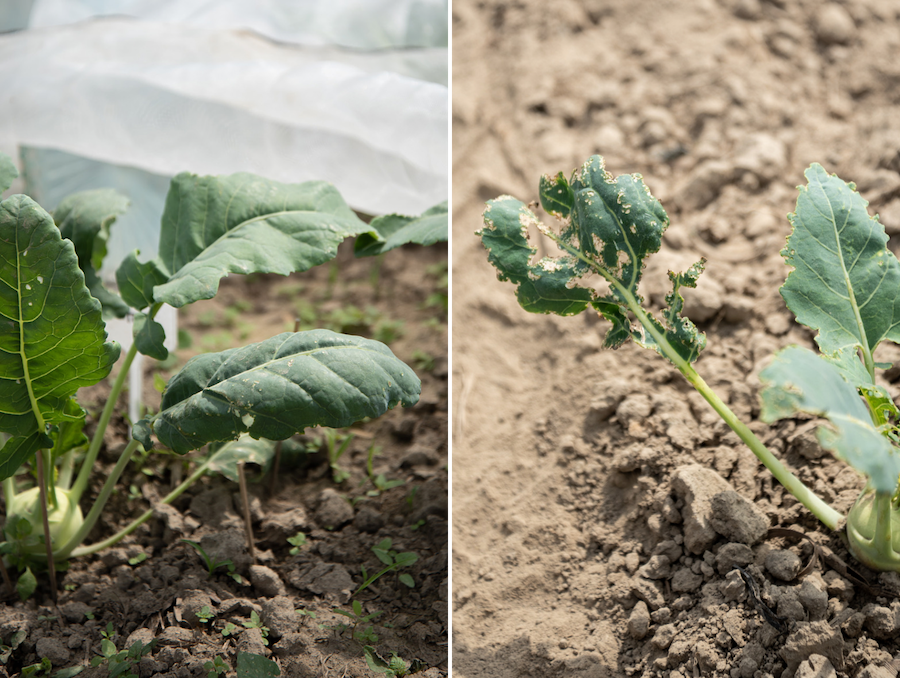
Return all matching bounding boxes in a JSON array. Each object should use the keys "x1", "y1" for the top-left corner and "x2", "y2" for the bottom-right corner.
[
  {"x1": 355, "y1": 538, "x2": 418, "y2": 596},
  {"x1": 181, "y1": 540, "x2": 242, "y2": 583}
]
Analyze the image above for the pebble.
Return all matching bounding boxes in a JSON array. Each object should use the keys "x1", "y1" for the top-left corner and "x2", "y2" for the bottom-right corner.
[
  {"x1": 863, "y1": 603, "x2": 899, "y2": 639},
  {"x1": 798, "y1": 579, "x2": 828, "y2": 621},
  {"x1": 733, "y1": 133, "x2": 787, "y2": 183},
  {"x1": 315, "y1": 488, "x2": 354, "y2": 529},
  {"x1": 236, "y1": 626, "x2": 269, "y2": 657},
  {"x1": 709, "y1": 491, "x2": 769, "y2": 545},
  {"x1": 652, "y1": 623, "x2": 677, "y2": 650},
  {"x1": 616, "y1": 395, "x2": 653, "y2": 425},
  {"x1": 627, "y1": 601, "x2": 651, "y2": 639},
  {"x1": 179, "y1": 590, "x2": 214, "y2": 626},
  {"x1": 638, "y1": 555, "x2": 671, "y2": 580},
  {"x1": 780, "y1": 622, "x2": 843, "y2": 674},
  {"x1": 795, "y1": 654, "x2": 837, "y2": 678},
  {"x1": 716, "y1": 543, "x2": 755, "y2": 575},
  {"x1": 773, "y1": 586, "x2": 805, "y2": 622},
  {"x1": 671, "y1": 465, "x2": 734, "y2": 554},
  {"x1": 823, "y1": 571, "x2": 854, "y2": 602},
  {"x1": 249, "y1": 565, "x2": 287, "y2": 597},
  {"x1": 35, "y1": 638, "x2": 70, "y2": 666},
  {"x1": 353, "y1": 506, "x2": 386, "y2": 533},
  {"x1": 260, "y1": 596, "x2": 301, "y2": 641},
  {"x1": 765, "y1": 549, "x2": 802, "y2": 581},
  {"x1": 678, "y1": 160, "x2": 734, "y2": 210},
  {"x1": 671, "y1": 566, "x2": 704, "y2": 593},
  {"x1": 813, "y1": 4, "x2": 855, "y2": 45}
]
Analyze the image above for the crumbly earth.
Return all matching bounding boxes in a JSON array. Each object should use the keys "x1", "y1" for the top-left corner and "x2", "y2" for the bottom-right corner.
[
  {"x1": 0, "y1": 240, "x2": 448, "y2": 677},
  {"x1": 453, "y1": 0, "x2": 900, "y2": 676}
]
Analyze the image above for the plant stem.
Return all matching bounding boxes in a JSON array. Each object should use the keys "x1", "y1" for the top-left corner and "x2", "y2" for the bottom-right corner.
[
  {"x1": 874, "y1": 491, "x2": 898, "y2": 563},
  {"x1": 55, "y1": 437, "x2": 141, "y2": 560},
  {"x1": 237, "y1": 462, "x2": 256, "y2": 560},
  {"x1": 35, "y1": 451, "x2": 57, "y2": 602},
  {"x1": 71, "y1": 340, "x2": 139, "y2": 504},
  {"x1": 67, "y1": 446, "x2": 227, "y2": 559},
  {"x1": 548, "y1": 231, "x2": 844, "y2": 531},
  {"x1": 3, "y1": 476, "x2": 15, "y2": 514}
]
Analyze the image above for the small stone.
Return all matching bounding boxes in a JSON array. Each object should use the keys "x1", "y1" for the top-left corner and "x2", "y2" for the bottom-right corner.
[
  {"x1": 271, "y1": 632, "x2": 308, "y2": 658},
  {"x1": 733, "y1": 0, "x2": 761, "y2": 20},
  {"x1": 795, "y1": 654, "x2": 837, "y2": 678},
  {"x1": 842, "y1": 611, "x2": 865, "y2": 637},
  {"x1": 624, "y1": 552, "x2": 640, "y2": 575},
  {"x1": 667, "y1": 639, "x2": 692, "y2": 666},
  {"x1": 631, "y1": 577, "x2": 665, "y2": 610},
  {"x1": 157, "y1": 626, "x2": 194, "y2": 647},
  {"x1": 249, "y1": 565, "x2": 287, "y2": 598},
  {"x1": 125, "y1": 628, "x2": 155, "y2": 651},
  {"x1": 353, "y1": 506, "x2": 385, "y2": 533},
  {"x1": 733, "y1": 133, "x2": 787, "y2": 184},
  {"x1": 678, "y1": 160, "x2": 734, "y2": 210},
  {"x1": 400, "y1": 446, "x2": 439, "y2": 467},
  {"x1": 798, "y1": 579, "x2": 828, "y2": 621},
  {"x1": 671, "y1": 567, "x2": 704, "y2": 593},
  {"x1": 765, "y1": 549, "x2": 801, "y2": 581},
  {"x1": 261, "y1": 507, "x2": 310, "y2": 541},
  {"x1": 638, "y1": 555, "x2": 671, "y2": 580},
  {"x1": 627, "y1": 601, "x2": 651, "y2": 639},
  {"x1": 179, "y1": 590, "x2": 214, "y2": 626},
  {"x1": 779, "y1": 621, "x2": 844, "y2": 675},
  {"x1": 765, "y1": 313, "x2": 791, "y2": 336},
  {"x1": 652, "y1": 623, "x2": 677, "y2": 650},
  {"x1": 709, "y1": 491, "x2": 769, "y2": 545},
  {"x1": 260, "y1": 596, "x2": 300, "y2": 641},
  {"x1": 651, "y1": 607, "x2": 672, "y2": 624},
  {"x1": 716, "y1": 543, "x2": 754, "y2": 575},
  {"x1": 863, "y1": 603, "x2": 897, "y2": 639},
  {"x1": 813, "y1": 4, "x2": 855, "y2": 45},
  {"x1": 858, "y1": 666, "x2": 896, "y2": 678},
  {"x1": 236, "y1": 626, "x2": 268, "y2": 657},
  {"x1": 35, "y1": 638, "x2": 70, "y2": 666},
  {"x1": 59, "y1": 601, "x2": 92, "y2": 623},
  {"x1": 315, "y1": 489, "x2": 353, "y2": 529},
  {"x1": 773, "y1": 587, "x2": 805, "y2": 622},
  {"x1": 823, "y1": 571, "x2": 854, "y2": 601},
  {"x1": 671, "y1": 465, "x2": 734, "y2": 554},
  {"x1": 616, "y1": 395, "x2": 653, "y2": 425}
]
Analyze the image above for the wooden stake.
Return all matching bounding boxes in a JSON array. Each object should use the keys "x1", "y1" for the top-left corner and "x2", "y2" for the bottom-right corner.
[{"x1": 237, "y1": 462, "x2": 256, "y2": 560}]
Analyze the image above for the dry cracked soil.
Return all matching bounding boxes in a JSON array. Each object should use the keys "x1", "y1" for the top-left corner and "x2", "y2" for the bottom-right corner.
[{"x1": 452, "y1": 0, "x2": 900, "y2": 676}]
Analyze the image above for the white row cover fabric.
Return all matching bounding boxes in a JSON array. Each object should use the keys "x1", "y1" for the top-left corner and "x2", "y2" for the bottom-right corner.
[{"x1": 0, "y1": 18, "x2": 447, "y2": 216}]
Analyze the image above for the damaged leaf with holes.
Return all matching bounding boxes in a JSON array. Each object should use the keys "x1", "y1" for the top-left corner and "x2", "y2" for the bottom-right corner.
[{"x1": 478, "y1": 155, "x2": 900, "y2": 573}]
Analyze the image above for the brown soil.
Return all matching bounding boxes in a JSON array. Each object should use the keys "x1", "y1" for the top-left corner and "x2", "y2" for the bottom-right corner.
[
  {"x1": 1, "y1": 241, "x2": 448, "y2": 677},
  {"x1": 452, "y1": 1, "x2": 900, "y2": 676}
]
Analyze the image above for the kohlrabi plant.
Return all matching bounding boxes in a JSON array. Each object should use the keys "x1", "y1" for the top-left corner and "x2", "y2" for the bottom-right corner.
[
  {"x1": 477, "y1": 154, "x2": 900, "y2": 572},
  {"x1": 0, "y1": 153, "x2": 439, "y2": 595}
]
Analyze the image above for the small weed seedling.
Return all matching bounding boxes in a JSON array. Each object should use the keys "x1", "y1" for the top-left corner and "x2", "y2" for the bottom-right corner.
[
  {"x1": 196, "y1": 605, "x2": 215, "y2": 625},
  {"x1": 181, "y1": 540, "x2": 242, "y2": 583},
  {"x1": 322, "y1": 428, "x2": 355, "y2": 484},
  {"x1": 355, "y1": 538, "x2": 418, "y2": 596},
  {"x1": 365, "y1": 444, "x2": 405, "y2": 496},
  {"x1": 204, "y1": 655, "x2": 230, "y2": 678},
  {"x1": 91, "y1": 623, "x2": 154, "y2": 678},
  {"x1": 242, "y1": 610, "x2": 270, "y2": 646},
  {"x1": 287, "y1": 532, "x2": 307, "y2": 555},
  {"x1": 364, "y1": 646, "x2": 426, "y2": 677},
  {"x1": 333, "y1": 600, "x2": 383, "y2": 644},
  {"x1": 0, "y1": 154, "x2": 434, "y2": 596},
  {"x1": 479, "y1": 154, "x2": 900, "y2": 572}
]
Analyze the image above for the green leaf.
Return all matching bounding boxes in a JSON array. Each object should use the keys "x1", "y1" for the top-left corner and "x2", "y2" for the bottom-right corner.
[
  {"x1": 137, "y1": 330, "x2": 420, "y2": 454},
  {"x1": 759, "y1": 346, "x2": 900, "y2": 492},
  {"x1": 364, "y1": 646, "x2": 396, "y2": 675},
  {"x1": 55, "y1": 189, "x2": 131, "y2": 319},
  {"x1": 354, "y1": 201, "x2": 448, "y2": 257},
  {"x1": 0, "y1": 153, "x2": 18, "y2": 193},
  {"x1": 205, "y1": 435, "x2": 276, "y2": 483},
  {"x1": 782, "y1": 164, "x2": 900, "y2": 358},
  {"x1": 115, "y1": 252, "x2": 169, "y2": 311},
  {"x1": 479, "y1": 197, "x2": 593, "y2": 316},
  {"x1": 151, "y1": 173, "x2": 372, "y2": 308},
  {"x1": 539, "y1": 171, "x2": 574, "y2": 218},
  {"x1": 133, "y1": 312, "x2": 168, "y2": 361},
  {"x1": 394, "y1": 552, "x2": 418, "y2": 568},
  {"x1": 235, "y1": 652, "x2": 280, "y2": 678},
  {"x1": 0, "y1": 195, "x2": 120, "y2": 438},
  {"x1": 50, "y1": 399, "x2": 89, "y2": 459},
  {"x1": 16, "y1": 566, "x2": 36, "y2": 601},
  {"x1": 0, "y1": 431, "x2": 53, "y2": 482},
  {"x1": 398, "y1": 573, "x2": 415, "y2": 588},
  {"x1": 478, "y1": 156, "x2": 705, "y2": 363}
]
